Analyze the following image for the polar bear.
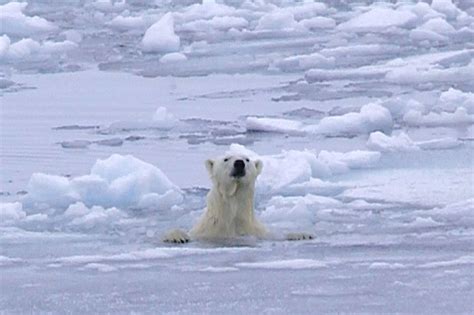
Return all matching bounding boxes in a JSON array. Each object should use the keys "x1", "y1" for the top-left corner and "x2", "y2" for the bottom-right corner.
[{"x1": 162, "y1": 154, "x2": 313, "y2": 243}]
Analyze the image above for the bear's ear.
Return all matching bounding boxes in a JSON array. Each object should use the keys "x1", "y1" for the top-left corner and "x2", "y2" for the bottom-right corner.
[
  {"x1": 205, "y1": 159, "x2": 214, "y2": 175},
  {"x1": 254, "y1": 159, "x2": 263, "y2": 175}
]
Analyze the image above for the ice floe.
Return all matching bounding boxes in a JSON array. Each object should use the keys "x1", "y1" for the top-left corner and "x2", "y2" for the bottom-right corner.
[{"x1": 23, "y1": 154, "x2": 182, "y2": 211}]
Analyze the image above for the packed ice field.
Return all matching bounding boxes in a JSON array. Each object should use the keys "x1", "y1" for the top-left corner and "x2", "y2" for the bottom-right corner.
[{"x1": 1, "y1": 0, "x2": 474, "y2": 313}]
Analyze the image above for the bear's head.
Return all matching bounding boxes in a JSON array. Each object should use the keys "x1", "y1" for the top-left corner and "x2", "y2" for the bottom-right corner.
[{"x1": 205, "y1": 154, "x2": 263, "y2": 189}]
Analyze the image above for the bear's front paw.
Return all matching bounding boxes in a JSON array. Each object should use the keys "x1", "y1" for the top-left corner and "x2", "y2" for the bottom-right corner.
[
  {"x1": 163, "y1": 229, "x2": 191, "y2": 244},
  {"x1": 286, "y1": 232, "x2": 314, "y2": 241}
]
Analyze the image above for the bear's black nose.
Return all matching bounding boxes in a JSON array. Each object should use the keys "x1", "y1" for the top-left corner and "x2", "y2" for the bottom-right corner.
[{"x1": 234, "y1": 159, "x2": 245, "y2": 170}]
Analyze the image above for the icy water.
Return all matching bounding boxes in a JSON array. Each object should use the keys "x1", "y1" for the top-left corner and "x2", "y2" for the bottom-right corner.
[{"x1": 1, "y1": 0, "x2": 474, "y2": 313}]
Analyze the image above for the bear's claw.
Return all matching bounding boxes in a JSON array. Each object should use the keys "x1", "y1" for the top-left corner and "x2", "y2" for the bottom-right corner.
[
  {"x1": 162, "y1": 229, "x2": 191, "y2": 244},
  {"x1": 286, "y1": 232, "x2": 314, "y2": 241}
]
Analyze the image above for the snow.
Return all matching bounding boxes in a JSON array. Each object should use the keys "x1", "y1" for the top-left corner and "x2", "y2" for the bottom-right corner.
[
  {"x1": 403, "y1": 107, "x2": 474, "y2": 127},
  {"x1": 306, "y1": 103, "x2": 393, "y2": 136},
  {"x1": 300, "y1": 16, "x2": 336, "y2": 30},
  {"x1": 142, "y1": 13, "x2": 180, "y2": 53},
  {"x1": 367, "y1": 131, "x2": 462, "y2": 152},
  {"x1": 108, "y1": 15, "x2": 148, "y2": 31},
  {"x1": 275, "y1": 53, "x2": 335, "y2": 71},
  {"x1": 0, "y1": 202, "x2": 26, "y2": 223},
  {"x1": 318, "y1": 150, "x2": 381, "y2": 170},
  {"x1": 416, "y1": 137, "x2": 462, "y2": 150},
  {"x1": 246, "y1": 103, "x2": 392, "y2": 137},
  {"x1": 107, "y1": 106, "x2": 177, "y2": 131},
  {"x1": 367, "y1": 132, "x2": 419, "y2": 152},
  {"x1": 417, "y1": 17, "x2": 456, "y2": 34},
  {"x1": 64, "y1": 202, "x2": 125, "y2": 230},
  {"x1": 23, "y1": 154, "x2": 182, "y2": 210},
  {"x1": 337, "y1": 7, "x2": 418, "y2": 32},
  {"x1": 181, "y1": 16, "x2": 249, "y2": 32},
  {"x1": 256, "y1": 11, "x2": 300, "y2": 31},
  {"x1": 385, "y1": 60, "x2": 474, "y2": 85},
  {"x1": 0, "y1": 2, "x2": 57, "y2": 37},
  {"x1": 431, "y1": 0, "x2": 460, "y2": 19},
  {"x1": 437, "y1": 88, "x2": 474, "y2": 114},
  {"x1": 0, "y1": 35, "x2": 77, "y2": 62},
  {"x1": 159, "y1": 52, "x2": 187, "y2": 64},
  {"x1": 91, "y1": 0, "x2": 126, "y2": 13}
]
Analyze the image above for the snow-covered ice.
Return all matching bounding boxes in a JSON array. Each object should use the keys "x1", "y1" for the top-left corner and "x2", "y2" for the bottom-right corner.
[{"x1": 1, "y1": 0, "x2": 473, "y2": 313}]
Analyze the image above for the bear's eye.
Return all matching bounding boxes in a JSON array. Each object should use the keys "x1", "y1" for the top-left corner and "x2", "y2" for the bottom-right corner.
[
  {"x1": 245, "y1": 158, "x2": 249, "y2": 162},
  {"x1": 224, "y1": 158, "x2": 229, "y2": 162}
]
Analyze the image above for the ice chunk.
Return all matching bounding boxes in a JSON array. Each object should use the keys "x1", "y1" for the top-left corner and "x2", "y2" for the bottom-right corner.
[
  {"x1": 23, "y1": 154, "x2": 182, "y2": 210},
  {"x1": 175, "y1": 0, "x2": 237, "y2": 22},
  {"x1": 403, "y1": 107, "x2": 474, "y2": 127},
  {"x1": 417, "y1": 17, "x2": 456, "y2": 35},
  {"x1": 181, "y1": 16, "x2": 248, "y2": 32},
  {"x1": 381, "y1": 98, "x2": 426, "y2": 120},
  {"x1": 0, "y1": 2, "x2": 57, "y2": 37},
  {"x1": 337, "y1": 7, "x2": 417, "y2": 32},
  {"x1": 91, "y1": 0, "x2": 126, "y2": 13},
  {"x1": 275, "y1": 52, "x2": 335, "y2": 71},
  {"x1": 283, "y1": 178, "x2": 346, "y2": 197},
  {"x1": 60, "y1": 140, "x2": 91, "y2": 149},
  {"x1": 64, "y1": 202, "x2": 125, "y2": 230},
  {"x1": 385, "y1": 61, "x2": 474, "y2": 85},
  {"x1": 83, "y1": 263, "x2": 118, "y2": 272},
  {"x1": 0, "y1": 202, "x2": 26, "y2": 224},
  {"x1": 409, "y1": 29, "x2": 448, "y2": 42},
  {"x1": 159, "y1": 52, "x2": 187, "y2": 64},
  {"x1": 246, "y1": 117, "x2": 303, "y2": 134},
  {"x1": 108, "y1": 15, "x2": 147, "y2": 31},
  {"x1": 227, "y1": 145, "x2": 379, "y2": 195},
  {"x1": 142, "y1": 13, "x2": 180, "y2": 53},
  {"x1": 285, "y1": 2, "x2": 327, "y2": 20},
  {"x1": 431, "y1": 0, "x2": 460, "y2": 19},
  {"x1": 152, "y1": 106, "x2": 177, "y2": 129},
  {"x1": 0, "y1": 35, "x2": 11, "y2": 59},
  {"x1": 300, "y1": 16, "x2": 335, "y2": 30},
  {"x1": 107, "y1": 106, "x2": 177, "y2": 131},
  {"x1": 95, "y1": 138, "x2": 123, "y2": 147},
  {"x1": 305, "y1": 103, "x2": 393, "y2": 137},
  {"x1": 320, "y1": 44, "x2": 401, "y2": 58},
  {"x1": 0, "y1": 36, "x2": 77, "y2": 62},
  {"x1": 61, "y1": 30, "x2": 83, "y2": 43},
  {"x1": 255, "y1": 11, "x2": 301, "y2": 31},
  {"x1": 261, "y1": 199, "x2": 314, "y2": 229},
  {"x1": 257, "y1": 150, "x2": 329, "y2": 194},
  {"x1": 416, "y1": 199, "x2": 474, "y2": 226},
  {"x1": 4, "y1": 38, "x2": 40, "y2": 60},
  {"x1": 367, "y1": 131, "x2": 419, "y2": 152},
  {"x1": 26, "y1": 173, "x2": 78, "y2": 209},
  {"x1": 437, "y1": 88, "x2": 474, "y2": 114},
  {"x1": 318, "y1": 150, "x2": 381, "y2": 171},
  {"x1": 416, "y1": 137, "x2": 462, "y2": 150}
]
